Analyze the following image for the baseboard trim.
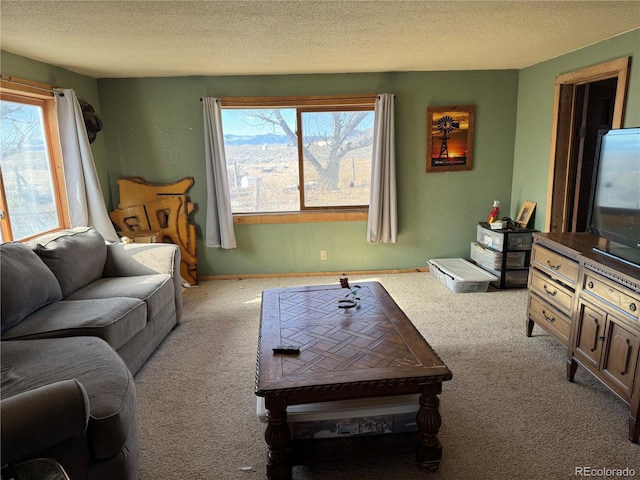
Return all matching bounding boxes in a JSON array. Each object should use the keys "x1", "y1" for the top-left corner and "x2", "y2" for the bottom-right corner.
[{"x1": 200, "y1": 267, "x2": 429, "y2": 281}]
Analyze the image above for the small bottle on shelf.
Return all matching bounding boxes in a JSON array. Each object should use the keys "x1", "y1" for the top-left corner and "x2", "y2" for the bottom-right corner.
[{"x1": 488, "y1": 200, "x2": 500, "y2": 224}]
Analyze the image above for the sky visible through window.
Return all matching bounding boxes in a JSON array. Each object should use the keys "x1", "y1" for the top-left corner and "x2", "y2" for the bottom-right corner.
[{"x1": 221, "y1": 109, "x2": 296, "y2": 136}]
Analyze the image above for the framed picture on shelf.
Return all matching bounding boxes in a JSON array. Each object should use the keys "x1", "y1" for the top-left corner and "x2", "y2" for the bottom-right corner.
[
  {"x1": 516, "y1": 201, "x2": 536, "y2": 228},
  {"x1": 426, "y1": 105, "x2": 475, "y2": 173}
]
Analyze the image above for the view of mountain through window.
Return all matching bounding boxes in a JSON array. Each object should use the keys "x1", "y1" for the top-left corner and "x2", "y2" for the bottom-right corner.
[{"x1": 221, "y1": 106, "x2": 374, "y2": 213}]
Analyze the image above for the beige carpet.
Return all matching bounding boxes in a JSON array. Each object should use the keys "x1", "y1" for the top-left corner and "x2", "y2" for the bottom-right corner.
[{"x1": 134, "y1": 272, "x2": 640, "y2": 479}]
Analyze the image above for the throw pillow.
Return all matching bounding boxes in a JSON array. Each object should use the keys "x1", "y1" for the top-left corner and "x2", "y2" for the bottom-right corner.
[
  {"x1": 1, "y1": 242, "x2": 63, "y2": 334},
  {"x1": 31, "y1": 227, "x2": 107, "y2": 297}
]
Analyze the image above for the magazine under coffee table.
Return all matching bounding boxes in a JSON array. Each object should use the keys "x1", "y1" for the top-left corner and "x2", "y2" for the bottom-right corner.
[{"x1": 255, "y1": 281, "x2": 452, "y2": 479}]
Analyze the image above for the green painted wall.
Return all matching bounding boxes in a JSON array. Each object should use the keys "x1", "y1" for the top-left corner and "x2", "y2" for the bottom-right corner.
[
  {"x1": 4, "y1": 30, "x2": 638, "y2": 276},
  {"x1": 0, "y1": 51, "x2": 113, "y2": 209},
  {"x1": 512, "y1": 29, "x2": 640, "y2": 232},
  {"x1": 95, "y1": 71, "x2": 519, "y2": 276}
]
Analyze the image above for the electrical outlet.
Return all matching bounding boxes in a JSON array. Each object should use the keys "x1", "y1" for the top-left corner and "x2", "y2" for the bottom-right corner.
[{"x1": 320, "y1": 250, "x2": 327, "y2": 261}]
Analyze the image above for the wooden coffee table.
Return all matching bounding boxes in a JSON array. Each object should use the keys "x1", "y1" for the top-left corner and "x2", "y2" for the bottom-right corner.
[{"x1": 255, "y1": 281, "x2": 452, "y2": 479}]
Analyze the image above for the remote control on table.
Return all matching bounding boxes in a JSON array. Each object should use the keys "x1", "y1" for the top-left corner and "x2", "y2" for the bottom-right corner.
[{"x1": 273, "y1": 345, "x2": 300, "y2": 355}]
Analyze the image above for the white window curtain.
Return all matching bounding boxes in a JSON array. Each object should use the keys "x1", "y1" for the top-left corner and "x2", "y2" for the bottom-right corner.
[
  {"x1": 202, "y1": 97, "x2": 236, "y2": 249},
  {"x1": 367, "y1": 93, "x2": 397, "y2": 243},
  {"x1": 54, "y1": 89, "x2": 119, "y2": 243}
]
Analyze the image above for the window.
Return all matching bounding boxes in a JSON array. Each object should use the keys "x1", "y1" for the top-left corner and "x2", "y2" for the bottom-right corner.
[
  {"x1": 221, "y1": 95, "x2": 376, "y2": 221},
  {"x1": 0, "y1": 78, "x2": 68, "y2": 241}
]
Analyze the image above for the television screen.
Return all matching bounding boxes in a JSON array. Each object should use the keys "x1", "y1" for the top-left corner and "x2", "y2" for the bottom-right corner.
[{"x1": 587, "y1": 127, "x2": 640, "y2": 265}]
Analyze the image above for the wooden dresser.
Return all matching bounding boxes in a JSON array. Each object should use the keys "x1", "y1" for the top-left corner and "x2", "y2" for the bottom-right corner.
[{"x1": 526, "y1": 232, "x2": 640, "y2": 442}]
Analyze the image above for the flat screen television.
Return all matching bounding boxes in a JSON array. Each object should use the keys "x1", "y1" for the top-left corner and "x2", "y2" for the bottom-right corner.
[{"x1": 586, "y1": 127, "x2": 640, "y2": 267}]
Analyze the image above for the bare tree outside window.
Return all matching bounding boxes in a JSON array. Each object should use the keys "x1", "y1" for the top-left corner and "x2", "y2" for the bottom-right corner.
[
  {"x1": 300, "y1": 110, "x2": 373, "y2": 207},
  {"x1": 0, "y1": 99, "x2": 59, "y2": 240},
  {"x1": 221, "y1": 104, "x2": 373, "y2": 213}
]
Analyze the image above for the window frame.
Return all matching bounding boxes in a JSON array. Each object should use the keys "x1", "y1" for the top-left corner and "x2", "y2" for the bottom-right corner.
[
  {"x1": 0, "y1": 76, "x2": 70, "y2": 241},
  {"x1": 221, "y1": 95, "x2": 377, "y2": 224}
]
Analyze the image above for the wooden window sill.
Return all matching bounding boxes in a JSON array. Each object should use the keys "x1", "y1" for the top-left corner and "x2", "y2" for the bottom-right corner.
[{"x1": 233, "y1": 210, "x2": 368, "y2": 225}]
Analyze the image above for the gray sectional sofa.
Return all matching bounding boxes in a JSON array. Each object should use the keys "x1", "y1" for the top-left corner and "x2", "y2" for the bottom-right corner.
[{"x1": 0, "y1": 227, "x2": 183, "y2": 480}]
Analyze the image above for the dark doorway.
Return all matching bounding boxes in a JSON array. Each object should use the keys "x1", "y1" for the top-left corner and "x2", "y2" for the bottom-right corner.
[
  {"x1": 567, "y1": 78, "x2": 617, "y2": 232},
  {"x1": 547, "y1": 57, "x2": 630, "y2": 234}
]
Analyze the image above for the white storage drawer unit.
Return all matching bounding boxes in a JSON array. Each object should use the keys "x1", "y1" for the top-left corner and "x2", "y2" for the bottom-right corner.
[{"x1": 473, "y1": 223, "x2": 534, "y2": 289}]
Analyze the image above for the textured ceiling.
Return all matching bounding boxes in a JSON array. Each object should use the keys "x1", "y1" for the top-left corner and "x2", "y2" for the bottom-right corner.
[{"x1": 1, "y1": 1, "x2": 639, "y2": 78}]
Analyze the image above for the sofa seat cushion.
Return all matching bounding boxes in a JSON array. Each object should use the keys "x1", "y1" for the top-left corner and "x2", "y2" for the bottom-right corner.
[
  {"x1": 1, "y1": 242, "x2": 63, "y2": 335},
  {"x1": 2, "y1": 299, "x2": 147, "y2": 351},
  {"x1": 67, "y1": 274, "x2": 174, "y2": 320},
  {"x1": 1, "y1": 337, "x2": 136, "y2": 460},
  {"x1": 29, "y1": 227, "x2": 107, "y2": 298}
]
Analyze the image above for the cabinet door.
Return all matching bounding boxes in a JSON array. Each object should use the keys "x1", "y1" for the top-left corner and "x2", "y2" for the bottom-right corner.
[
  {"x1": 574, "y1": 301, "x2": 605, "y2": 369},
  {"x1": 602, "y1": 316, "x2": 640, "y2": 400}
]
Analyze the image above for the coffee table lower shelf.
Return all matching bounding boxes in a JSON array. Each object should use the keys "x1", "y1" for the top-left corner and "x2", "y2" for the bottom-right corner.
[
  {"x1": 266, "y1": 431, "x2": 442, "y2": 480},
  {"x1": 260, "y1": 386, "x2": 445, "y2": 480},
  {"x1": 286, "y1": 431, "x2": 441, "y2": 466}
]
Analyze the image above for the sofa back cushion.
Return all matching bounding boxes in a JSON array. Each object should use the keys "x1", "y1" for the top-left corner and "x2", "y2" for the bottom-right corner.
[
  {"x1": 1, "y1": 242, "x2": 63, "y2": 334},
  {"x1": 30, "y1": 227, "x2": 107, "y2": 297}
]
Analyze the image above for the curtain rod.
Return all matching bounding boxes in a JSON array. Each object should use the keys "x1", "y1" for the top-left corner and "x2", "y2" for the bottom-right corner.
[
  {"x1": 0, "y1": 75, "x2": 58, "y2": 94},
  {"x1": 199, "y1": 94, "x2": 384, "y2": 100},
  {"x1": 201, "y1": 94, "x2": 386, "y2": 107}
]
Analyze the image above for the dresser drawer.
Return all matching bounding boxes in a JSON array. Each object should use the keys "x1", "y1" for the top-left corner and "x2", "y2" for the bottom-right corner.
[
  {"x1": 528, "y1": 268, "x2": 574, "y2": 316},
  {"x1": 582, "y1": 273, "x2": 640, "y2": 321},
  {"x1": 531, "y1": 244, "x2": 579, "y2": 287},
  {"x1": 527, "y1": 293, "x2": 572, "y2": 346}
]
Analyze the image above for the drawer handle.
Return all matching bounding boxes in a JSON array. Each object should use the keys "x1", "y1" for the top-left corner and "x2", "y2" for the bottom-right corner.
[
  {"x1": 630, "y1": 303, "x2": 637, "y2": 313},
  {"x1": 546, "y1": 259, "x2": 561, "y2": 270},
  {"x1": 543, "y1": 284, "x2": 558, "y2": 297},
  {"x1": 542, "y1": 309, "x2": 556, "y2": 323},
  {"x1": 588, "y1": 281, "x2": 594, "y2": 289},
  {"x1": 621, "y1": 339, "x2": 632, "y2": 376},
  {"x1": 590, "y1": 318, "x2": 601, "y2": 352}
]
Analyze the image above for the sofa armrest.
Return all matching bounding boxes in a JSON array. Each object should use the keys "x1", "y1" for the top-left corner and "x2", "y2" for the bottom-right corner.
[
  {"x1": 104, "y1": 242, "x2": 183, "y2": 321},
  {"x1": 104, "y1": 242, "x2": 179, "y2": 277},
  {"x1": 1, "y1": 380, "x2": 89, "y2": 464}
]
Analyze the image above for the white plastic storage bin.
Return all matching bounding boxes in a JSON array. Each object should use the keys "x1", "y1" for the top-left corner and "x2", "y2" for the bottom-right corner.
[
  {"x1": 428, "y1": 258, "x2": 499, "y2": 293},
  {"x1": 470, "y1": 242, "x2": 527, "y2": 270},
  {"x1": 256, "y1": 394, "x2": 419, "y2": 440}
]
